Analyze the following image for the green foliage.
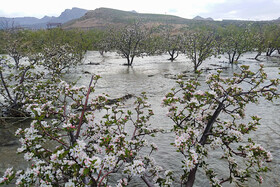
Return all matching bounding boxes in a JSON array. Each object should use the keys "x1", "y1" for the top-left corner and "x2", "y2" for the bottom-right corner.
[
  {"x1": 1, "y1": 30, "x2": 34, "y2": 68},
  {"x1": 40, "y1": 43, "x2": 81, "y2": 75},
  {"x1": 183, "y1": 28, "x2": 216, "y2": 71},
  {"x1": 158, "y1": 26, "x2": 184, "y2": 61},
  {"x1": 107, "y1": 21, "x2": 151, "y2": 65},
  {"x1": 262, "y1": 24, "x2": 280, "y2": 56},
  {"x1": 219, "y1": 25, "x2": 254, "y2": 63}
]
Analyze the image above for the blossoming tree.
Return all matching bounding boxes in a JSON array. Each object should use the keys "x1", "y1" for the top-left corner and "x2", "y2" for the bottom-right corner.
[
  {"x1": 162, "y1": 64, "x2": 279, "y2": 186},
  {"x1": 108, "y1": 21, "x2": 151, "y2": 66},
  {"x1": 183, "y1": 28, "x2": 216, "y2": 72},
  {"x1": 0, "y1": 43, "x2": 82, "y2": 117},
  {"x1": 0, "y1": 75, "x2": 174, "y2": 186},
  {"x1": 0, "y1": 54, "x2": 43, "y2": 116}
]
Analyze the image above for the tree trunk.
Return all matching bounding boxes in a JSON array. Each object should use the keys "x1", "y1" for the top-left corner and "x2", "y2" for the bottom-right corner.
[
  {"x1": 168, "y1": 50, "x2": 174, "y2": 61},
  {"x1": 141, "y1": 175, "x2": 154, "y2": 187},
  {"x1": 228, "y1": 53, "x2": 232, "y2": 64},
  {"x1": 185, "y1": 166, "x2": 198, "y2": 187},
  {"x1": 266, "y1": 48, "x2": 275, "y2": 56},
  {"x1": 193, "y1": 59, "x2": 198, "y2": 73},
  {"x1": 13, "y1": 56, "x2": 20, "y2": 69},
  {"x1": 130, "y1": 55, "x2": 135, "y2": 66},
  {"x1": 255, "y1": 52, "x2": 261, "y2": 60},
  {"x1": 168, "y1": 50, "x2": 179, "y2": 62},
  {"x1": 184, "y1": 103, "x2": 223, "y2": 187},
  {"x1": 235, "y1": 53, "x2": 241, "y2": 62},
  {"x1": 126, "y1": 57, "x2": 131, "y2": 66},
  {"x1": 99, "y1": 50, "x2": 104, "y2": 56},
  {"x1": 169, "y1": 54, "x2": 175, "y2": 62},
  {"x1": 231, "y1": 51, "x2": 236, "y2": 64}
]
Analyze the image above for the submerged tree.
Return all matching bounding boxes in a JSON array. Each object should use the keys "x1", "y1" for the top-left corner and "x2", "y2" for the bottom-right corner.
[
  {"x1": 1, "y1": 62, "x2": 279, "y2": 186},
  {"x1": 109, "y1": 21, "x2": 150, "y2": 66},
  {"x1": 94, "y1": 29, "x2": 113, "y2": 56},
  {"x1": 67, "y1": 30, "x2": 93, "y2": 61},
  {"x1": 252, "y1": 28, "x2": 266, "y2": 60},
  {"x1": 263, "y1": 24, "x2": 280, "y2": 56},
  {"x1": 220, "y1": 25, "x2": 254, "y2": 64},
  {"x1": 160, "y1": 27, "x2": 184, "y2": 62},
  {"x1": 162, "y1": 65, "x2": 279, "y2": 186},
  {"x1": 183, "y1": 28, "x2": 216, "y2": 72}
]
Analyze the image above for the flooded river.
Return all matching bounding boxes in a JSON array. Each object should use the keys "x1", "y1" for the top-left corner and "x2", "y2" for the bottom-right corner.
[{"x1": 1, "y1": 51, "x2": 280, "y2": 186}]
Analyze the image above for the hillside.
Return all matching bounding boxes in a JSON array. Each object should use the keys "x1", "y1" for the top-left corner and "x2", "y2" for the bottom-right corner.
[
  {"x1": 64, "y1": 8, "x2": 262, "y2": 30},
  {"x1": 63, "y1": 7, "x2": 192, "y2": 29},
  {"x1": 1, "y1": 7, "x2": 275, "y2": 30}
]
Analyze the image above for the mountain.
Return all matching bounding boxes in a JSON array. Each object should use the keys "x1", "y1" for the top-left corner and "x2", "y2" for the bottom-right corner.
[
  {"x1": 1, "y1": 7, "x2": 275, "y2": 30},
  {"x1": 205, "y1": 17, "x2": 214, "y2": 21},
  {"x1": 55, "y1": 7, "x2": 88, "y2": 23},
  {"x1": 0, "y1": 7, "x2": 88, "y2": 29},
  {"x1": 0, "y1": 17, "x2": 48, "y2": 28},
  {"x1": 63, "y1": 7, "x2": 192, "y2": 29},
  {"x1": 193, "y1": 16, "x2": 214, "y2": 21}
]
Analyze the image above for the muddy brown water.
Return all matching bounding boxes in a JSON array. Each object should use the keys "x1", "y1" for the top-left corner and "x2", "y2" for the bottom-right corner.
[{"x1": 1, "y1": 51, "x2": 280, "y2": 186}]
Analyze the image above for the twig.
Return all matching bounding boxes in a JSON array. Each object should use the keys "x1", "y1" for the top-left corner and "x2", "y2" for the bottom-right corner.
[
  {"x1": 98, "y1": 170, "x2": 113, "y2": 187},
  {"x1": 39, "y1": 123, "x2": 69, "y2": 148},
  {"x1": 0, "y1": 70, "x2": 14, "y2": 103},
  {"x1": 75, "y1": 75, "x2": 94, "y2": 140},
  {"x1": 141, "y1": 175, "x2": 155, "y2": 187}
]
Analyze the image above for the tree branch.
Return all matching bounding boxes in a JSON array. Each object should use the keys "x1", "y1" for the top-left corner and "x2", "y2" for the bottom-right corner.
[{"x1": 75, "y1": 75, "x2": 95, "y2": 140}]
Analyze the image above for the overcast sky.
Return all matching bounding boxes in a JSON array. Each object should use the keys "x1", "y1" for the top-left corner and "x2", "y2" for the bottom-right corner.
[{"x1": 0, "y1": 0, "x2": 279, "y2": 21}]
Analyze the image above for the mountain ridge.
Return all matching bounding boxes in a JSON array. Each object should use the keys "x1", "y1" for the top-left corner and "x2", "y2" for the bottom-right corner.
[
  {"x1": 0, "y1": 7, "x2": 88, "y2": 29},
  {"x1": 193, "y1": 16, "x2": 214, "y2": 21},
  {"x1": 1, "y1": 7, "x2": 279, "y2": 30},
  {"x1": 63, "y1": 7, "x2": 193, "y2": 29}
]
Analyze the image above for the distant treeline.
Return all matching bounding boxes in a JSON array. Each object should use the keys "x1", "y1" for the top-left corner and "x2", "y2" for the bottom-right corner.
[{"x1": 1, "y1": 21, "x2": 280, "y2": 64}]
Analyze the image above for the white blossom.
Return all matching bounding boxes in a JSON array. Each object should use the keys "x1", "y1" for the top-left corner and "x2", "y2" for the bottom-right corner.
[
  {"x1": 124, "y1": 160, "x2": 146, "y2": 176},
  {"x1": 183, "y1": 159, "x2": 195, "y2": 172},
  {"x1": 104, "y1": 155, "x2": 117, "y2": 170},
  {"x1": 65, "y1": 179, "x2": 75, "y2": 187},
  {"x1": 228, "y1": 129, "x2": 243, "y2": 141},
  {"x1": 24, "y1": 152, "x2": 34, "y2": 161}
]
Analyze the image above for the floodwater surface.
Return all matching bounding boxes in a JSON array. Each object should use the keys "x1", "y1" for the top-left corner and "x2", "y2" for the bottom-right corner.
[{"x1": 1, "y1": 51, "x2": 280, "y2": 186}]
